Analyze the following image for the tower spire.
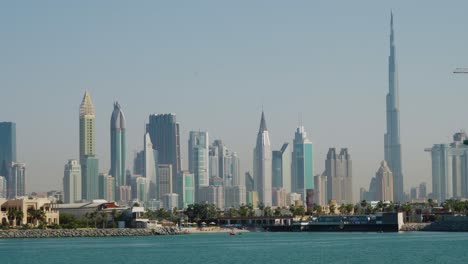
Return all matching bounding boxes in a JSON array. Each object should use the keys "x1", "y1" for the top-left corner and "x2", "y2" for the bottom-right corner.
[{"x1": 259, "y1": 111, "x2": 267, "y2": 132}]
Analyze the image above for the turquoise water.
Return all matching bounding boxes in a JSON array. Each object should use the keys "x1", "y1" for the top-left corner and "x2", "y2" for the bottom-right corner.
[{"x1": 1, "y1": 232, "x2": 467, "y2": 264}]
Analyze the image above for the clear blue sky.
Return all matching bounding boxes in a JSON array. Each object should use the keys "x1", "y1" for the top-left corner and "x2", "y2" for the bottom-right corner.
[{"x1": 1, "y1": 1, "x2": 468, "y2": 197}]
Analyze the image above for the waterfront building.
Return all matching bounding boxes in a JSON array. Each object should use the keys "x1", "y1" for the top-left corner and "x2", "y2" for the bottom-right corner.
[
  {"x1": 375, "y1": 161, "x2": 394, "y2": 201},
  {"x1": 144, "y1": 132, "x2": 158, "y2": 200},
  {"x1": 110, "y1": 102, "x2": 126, "y2": 188},
  {"x1": 225, "y1": 185, "x2": 246, "y2": 208},
  {"x1": 158, "y1": 164, "x2": 173, "y2": 200},
  {"x1": 175, "y1": 171, "x2": 195, "y2": 209},
  {"x1": 272, "y1": 143, "x2": 291, "y2": 193},
  {"x1": 147, "y1": 114, "x2": 181, "y2": 173},
  {"x1": 0, "y1": 197, "x2": 59, "y2": 227},
  {"x1": 325, "y1": 148, "x2": 353, "y2": 204},
  {"x1": 272, "y1": 187, "x2": 287, "y2": 207},
  {"x1": 253, "y1": 112, "x2": 272, "y2": 206},
  {"x1": 63, "y1": 159, "x2": 81, "y2": 203},
  {"x1": 384, "y1": 13, "x2": 404, "y2": 202},
  {"x1": 0, "y1": 176, "x2": 6, "y2": 198},
  {"x1": 292, "y1": 126, "x2": 313, "y2": 201},
  {"x1": 162, "y1": 193, "x2": 179, "y2": 210},
  {"x1": 313, "y1": 174, "x2": 328, "y2": 206},
  {"x1": 188, "y1": 131, "x2": 209, "y2": 200},
  {"x1": 427, "y1": 131, "x2": 468, "y2": 202}
]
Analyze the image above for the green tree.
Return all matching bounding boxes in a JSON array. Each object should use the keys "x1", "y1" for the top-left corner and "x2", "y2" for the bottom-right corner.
[
  {"x1": 273, "y1": 207, "x2": 282, "y2": 216},
  {"x1": 338, "y1": 204, "x2": 346, "y2": 215},
  {"x1": 27, "y1": 208, "x2": 46, "y2": 227},
  {"x1": 314, "y1": 205, "x2": 323, "y2": 216},
  {"x1": 329, "y1": 204, "x2": 336, "y2": 215},
  {"x1": 264, "y1": 206, "x2": 272, "y2": 217},
  {"x1": 239, "y1": 204, "x2": 249, "y2": 217},
  {"x1": 345, "y1": 204, "x2": 354, "y2": 215}
]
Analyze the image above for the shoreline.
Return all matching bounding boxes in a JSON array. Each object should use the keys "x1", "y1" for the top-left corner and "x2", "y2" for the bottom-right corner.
[
  {"x1": 0, "y1": 227, "x2": 181, "y2": 239},
  {"x1": 181, "y1": 227, "x2": 250, "y2": 234}
]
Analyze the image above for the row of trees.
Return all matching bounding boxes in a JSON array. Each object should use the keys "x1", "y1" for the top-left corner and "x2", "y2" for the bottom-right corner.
[{"x1": 2, "y1": 208, "x2": 47, "y2": 228}]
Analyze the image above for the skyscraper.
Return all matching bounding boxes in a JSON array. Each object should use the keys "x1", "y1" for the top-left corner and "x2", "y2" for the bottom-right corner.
[
  {"x1": 188, "y1": 131, "x2": 209, "y2": 200},
  {"x1": 384, "y1": 12, "x2": 404, "y2": 202},
  {"x1": 63, "y1": 159, "x2": 82, "y2": 203},
  {"x1": 144, "y1": 132, "x2": 158, "y2": 200},
  {"x1": 272, "y1": 143, "x2": 291, "y2": 193},
  {"x1": 325, "y1": 148, "x2": 353, "y2": 204},
  {"x1": 253, "y1": 112, "x2": 272, "y2": 206},
  {"x1": 80, "y1": 91, "x2": 96, "y2": 162},
  {"x1": 9, "y1": 162, "x2": 26, "y2": 197},
  {"x1": 375, "y1": 161, "x2": 394, "y2": 202},
  {"x1": 79, "y1": 91, "x2": 99, "y2": 200},
  {"x1": 0, "y1": 122, "x2": 16, "y2": 167},
  {"x1": 147, "y1": 114, "x2": 181, "y2": 173},
  {"x1": 158, "y1": 164, "x2": 173, "y2": 200},
  {"x1": 292, "y1": 126, "x2": 313, "y2": 202},
  {"x1": 110, "y1": 102, "x2": 126, "y2": 187}
]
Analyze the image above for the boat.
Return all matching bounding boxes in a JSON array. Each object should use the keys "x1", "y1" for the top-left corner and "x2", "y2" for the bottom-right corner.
[{"x1": 229, "y1": 229, "x2": 236, "y2": 236}]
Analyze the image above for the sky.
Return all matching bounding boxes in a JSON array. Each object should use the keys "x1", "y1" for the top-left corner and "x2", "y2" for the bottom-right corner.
[{"x1": 1, "y1": 1, "x2": 468, "y2": 198}]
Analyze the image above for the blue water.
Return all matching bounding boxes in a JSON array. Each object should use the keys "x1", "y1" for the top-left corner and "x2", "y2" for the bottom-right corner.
[{"x1": 1, "y1": 232, "x2": 467, "y2": 264}]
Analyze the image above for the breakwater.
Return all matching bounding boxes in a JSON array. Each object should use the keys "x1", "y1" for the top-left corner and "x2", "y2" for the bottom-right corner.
[{"x1": 0, "y1": 227, "x2": 181, "y2": 239}]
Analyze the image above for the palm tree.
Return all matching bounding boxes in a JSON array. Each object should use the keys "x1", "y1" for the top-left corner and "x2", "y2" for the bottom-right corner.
[
  {"x1": 315, "y1": 205, "x2": 323, "y2": 216},
  {"x1": 329, "y1": 204, "x2": 336, "y2": 215},
  {"x1": 258, "y1": 202, "x2": 265, "y2": 216},
  {"x1": 338, "y1": 204, "x2": 346, "y2": 215},
  {"x1": 28, "y1": 209, "x2": 46, "y2": 227},
  {"x1": 273, "y1": 207, "x2": 282, "y2": 216},
  {"x1": 7, "y1": 209, "x2": 16, "y2": 227},
  {"x1": 14, "y1": 210, "x2": 24, "y2": 227},
  {"x1": 264, "y1": 206, "x2": 272, "y2": 217}
]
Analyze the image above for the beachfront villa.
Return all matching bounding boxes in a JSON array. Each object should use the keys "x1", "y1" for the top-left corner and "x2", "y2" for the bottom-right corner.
[{"x1": 0, "y1": 197, "x2": 59, "y2": 227}]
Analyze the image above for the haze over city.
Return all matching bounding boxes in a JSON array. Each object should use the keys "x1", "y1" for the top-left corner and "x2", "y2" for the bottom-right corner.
[{"x1": 1, "y1": 1, "x2": 468, "y2": 195}]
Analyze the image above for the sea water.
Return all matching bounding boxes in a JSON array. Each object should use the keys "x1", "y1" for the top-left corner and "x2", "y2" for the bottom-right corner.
[{"x1": 0, "y1": 232, "x2": 467, "y2": 264}]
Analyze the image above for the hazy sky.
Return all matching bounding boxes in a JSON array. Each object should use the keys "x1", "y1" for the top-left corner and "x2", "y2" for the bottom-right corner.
[{"x1": 1, "y1": 1, "x2": 468, "y2": 198}]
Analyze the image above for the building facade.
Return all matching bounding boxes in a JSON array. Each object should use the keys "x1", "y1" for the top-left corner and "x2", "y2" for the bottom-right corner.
[
  {"x1": 313, "y1": 174, "x2": 328, "y2": 206},
  {"x1": 272, "y1": 143, "x2": 291, "y2": 193},
  {"x1": 0, "y1": 122, "x2": 16, "y2": 169},
  {"x1": 188, "y1": 131, "x2": 209, "y2": 201},
  {"x1": 144, "y1": 132, "x2": 158, "y2": 200},
  {"x1": 158, "y1": 164, "x2": 173, "y2": 200}
]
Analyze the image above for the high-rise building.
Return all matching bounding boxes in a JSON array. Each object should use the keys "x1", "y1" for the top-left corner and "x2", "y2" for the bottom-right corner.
[
  {"x1": 82, "y1": 157, "x2": 99, "y2": 200},
  {"x1": 162, "y1": 193, "x2": 179, "y2": 210},
  {"x1": 253, "y1": 112, "x2": 272, "y2": 206},
  {"x1": 110, "y1": 102, "x2": 126, "y2": 188},
  {"x1": 175, "y1": 171, "x2": 195, "y2": 209},
  {"x1": 313, "y1": 174, "x2": 328, "y2": 206},
  {"x1": 210, "y1": 140, "x2": 240, "y2": 188},
  {"x1": 135, "y1": 176, "x2": 147, "y2": 202},
  {"x1": 410, "y1": 187, "x2": 418, "y2": 200},
  {"x1": 427, "y1": 131, "x2": 468, "y2": 202},
  {"x1": 272, "y1": 143, "x2": 291, "y2": 193},
  {"x1": 188, "y1": 131, "x2": 209, "y2": 200},
  {"x1": 325, "y1": 148, "x2": 353, "y2": 205},
  {"x1": 199, "y1": 185, "x2": 224, "y2": 209},
  {"x1": 0, "y1": 122, "x2": 16, "y2": 167},
  {"x1": 144, "y1": 132, "x2": 158, "y2": 200},
  {"x1": 384, "y1": 12, "x2": 404, "y2": 202},
  {"x1": 9, "y1": 162, "x2": 26, "y2": 197},
  {"x1": 79, "y1": 91, "x2": 96, "y2": 162},
  {"x1": 98, "y1": 173, "x2": 115, "y2": 202},
  {"x1": 79, "y1": 91, "x2": 99, "y2": 201},
  {"x1": 133, "y1": 150, "x2": 145, "y2": 175},
  {"x1": 375, "y1": 161, "x2": 394, "y2": 201},
  {"x1": 158, "y1": 164, "x2": 173, "y2": 200},
  {"x1": 147, "y1": 114, "x2": 181, "y2": 173},
  {"x1": 63, "y1": 159, "x2": 82, "y2": 203},
  {"x1": 118, "y1": 185, "x2": 132, "y2": 202},
  {"x1": 419, "y1": 182, "x2": 427, "y2": 199},
  {"x1": 292, "y1": 126, "x2": 313, "y2": 201},
  {"x1": 272, "y1": 187, "x2": 287, "y2": 207},
  {"x1": 245, "y1": 172, "x2": 254, "y2": 192},
  {"x1": 0, "y1": 176, "x2": 7, "y2": 198},
  {"x1": 225, "y1": 186, "x2": 246, "y2": 208}
]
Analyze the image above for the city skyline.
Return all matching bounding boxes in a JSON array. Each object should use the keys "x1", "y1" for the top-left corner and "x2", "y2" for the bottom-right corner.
[{"x1": 2, "y1": 2, "x2": 468, "y2": 195}]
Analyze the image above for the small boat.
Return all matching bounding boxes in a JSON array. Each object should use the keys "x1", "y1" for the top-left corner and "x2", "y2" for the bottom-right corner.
[{"x1": 229, "y1": 229, "x2": 236, "y2": 236}]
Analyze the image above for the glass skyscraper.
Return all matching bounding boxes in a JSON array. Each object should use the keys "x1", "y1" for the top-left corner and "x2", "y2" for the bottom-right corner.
[
  {"x1": 188, "y1": 131, "x2": 209, "y2": 200},
  {"x1": 253, "y1": 112, "x2": 272, "y2": 206},
  {"x1": 0, "y1": 122, "x2": 16, "y2": 167},
  {"x1": 292, "y1": 126, "x2": 313, "y2": 202},
  {"x1": 147, "y1": 114, "x2": 181, "y2": 173},
  {"x1": 110, "y1": 102, "x2": 126, "y2": 188}
]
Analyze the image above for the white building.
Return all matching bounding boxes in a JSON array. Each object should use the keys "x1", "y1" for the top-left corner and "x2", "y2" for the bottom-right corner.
[
  {"x1": 162, "y1": 193, "x2": 179, "y2": 211},
  {"x1": 253, "y1": 112, "x2": 272, "y2": 206}
]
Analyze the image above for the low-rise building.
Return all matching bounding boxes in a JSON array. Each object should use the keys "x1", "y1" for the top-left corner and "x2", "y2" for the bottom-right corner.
[{"x1": 0, "y1": 197, "x2": 59, "y2": 227}]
